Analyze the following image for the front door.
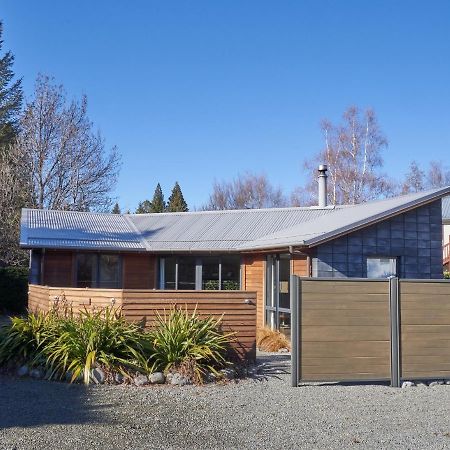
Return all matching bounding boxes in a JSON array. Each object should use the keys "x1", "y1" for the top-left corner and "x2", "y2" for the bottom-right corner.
[{"x1": 265, "y1": 254, "x2": 291, "y2": 337}]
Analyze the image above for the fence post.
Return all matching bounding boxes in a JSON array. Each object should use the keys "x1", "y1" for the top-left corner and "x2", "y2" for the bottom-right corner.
[
  {"x1": 291, "y1": 275, "x2": 299, "y2": 387},
  {"x1": 389, "y1": 276, "x2": 400, "y2": 387}
]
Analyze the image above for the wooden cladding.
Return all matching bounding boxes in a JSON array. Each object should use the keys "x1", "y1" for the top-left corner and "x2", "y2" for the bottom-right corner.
[
  {"x1": 43, "y1": 251, "x2": 73, "y2": 287},
  {"x1": 299, "y1": 279, "x2": 391, "y2": 382},
  {"x1": 242, "y1": 254, "x2": 265, "y2": 330},
  {"x1": 28, "y1": 285, "x2": 256, "y2": 360},
  {"x1": 399, "y1": 280, "x2": 450, "y2": 379},
  {"x1": 122, "y1": 254, "x2": 156, "y2": 289}
]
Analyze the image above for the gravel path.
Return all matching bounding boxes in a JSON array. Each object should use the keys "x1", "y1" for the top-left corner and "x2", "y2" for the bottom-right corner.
[{"x1": 1, "y1": 354, "x2": 449, "y2": 449}]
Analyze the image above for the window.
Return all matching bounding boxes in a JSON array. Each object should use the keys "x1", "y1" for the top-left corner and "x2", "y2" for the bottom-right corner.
[
  {"x1": 367, "y1": 257, "x2": 397, "y2": 278},
  {"x1": 160, "y1": 256, "x2": 241, "y2": 290},
  {"x1": 76, "y1": 253, "x2": 121, "y2": 288}
]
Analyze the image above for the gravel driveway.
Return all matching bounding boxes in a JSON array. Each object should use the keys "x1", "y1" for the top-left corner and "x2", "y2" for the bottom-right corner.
[{"x1": 1, "y1": 354, "x2": 449, "y2": 449}]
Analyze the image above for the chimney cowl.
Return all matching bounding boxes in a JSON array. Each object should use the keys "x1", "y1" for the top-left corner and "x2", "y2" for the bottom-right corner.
[{"x1": 318, "y1": 164, "x2": 328, "y2": 172}]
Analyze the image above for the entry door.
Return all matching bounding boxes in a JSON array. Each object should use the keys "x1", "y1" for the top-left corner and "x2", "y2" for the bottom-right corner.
[{"x1": 265, "y1": 254, "x2": 291, "y2": 337}]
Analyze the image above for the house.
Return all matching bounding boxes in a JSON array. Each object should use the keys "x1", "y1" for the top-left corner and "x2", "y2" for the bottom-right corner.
[
  {"x1": 19, "y1": 166, "x2": 450, "y2": 336},
  {"x1": 442, "y1": 196, "x2": 450, "y2": 270}
]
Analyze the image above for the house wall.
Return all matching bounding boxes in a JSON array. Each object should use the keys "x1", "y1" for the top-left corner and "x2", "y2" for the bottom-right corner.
[
  {"x1": 242, "y1": 254, "x2": 265, "y2": 329},
  {"x1": 122, "y1": 254, "x2": 157, "y2": 289},
  {"x1": 312, "y1": 200, "x2": 443, "y2": 279},
  {"x1": 43, "y1": 251, "x2": 74, "y2": 287}
]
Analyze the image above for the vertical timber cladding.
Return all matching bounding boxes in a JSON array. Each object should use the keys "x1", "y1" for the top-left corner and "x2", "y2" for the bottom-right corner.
[
  {"x1": 242, "y1": 254, "x2": 265, "y2": 329},
  {"x1": 43, "y1": 251, "x2": 74, "y2": 287},
  {"x1": 399, "y1": 280, "x2": 450, "y2": 379},
  {"x1": 299, "y1": 279, "x2": 391, "y2": 381},
  {"x1": 122, "y1": 254, "x2": 157, "y2": 289}
]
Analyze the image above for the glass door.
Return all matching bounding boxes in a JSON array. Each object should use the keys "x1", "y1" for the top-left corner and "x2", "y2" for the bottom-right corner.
[{"x1": 265, "y1": 254, "x2": 291, "y2": 338}]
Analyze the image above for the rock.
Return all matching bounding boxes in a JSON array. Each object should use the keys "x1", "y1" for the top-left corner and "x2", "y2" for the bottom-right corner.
[
  {"x1": 416, "y1": 382, "x2": 427, "y2": 388},
  {"x1": 220, "y1": 368, "x2": 235, "y2": 380},
  {"x1": 91, "y1": 367, "x2": 106, "y2": 384},
  {"x1": 446, "y1": 380, "x2": 450, "y2": 385},
  {"x1": 278, "y1": 348, "x2": 289, "y2": 353},
  {"x1": 134, "y1": 374, "x2": 149, "y2": 387},
  {"x1": 114, "y1": 372, "x2": 124, "y2": 384},
  {"x1": 29, "y1": 368, "x2": 44, "y2": 379},
  {"x1": 149, "y1": 372, "x2": 165, "y2": 384},
  {"x1": 168, "y1": 372, "x2": 191, "y2": 386},
  {"x1": 401, "y1": 381, "x2": 414, "y2": 388},
  {"x1": 17, "y1": 365, "x2": 29, "y2": 377},
  {"x1": 428, "y1": 380, "x2": 444, "y2": 387},
  {"x1": 204, "y1": 372, "x2": 217, "y2": 383}
]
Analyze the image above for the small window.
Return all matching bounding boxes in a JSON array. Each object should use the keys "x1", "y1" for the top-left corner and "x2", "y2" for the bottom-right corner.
[
  {"x1": 98, "y1": 255, "x2": 120, "y2": 288},
  {"x1": 367, "y1": 257, "x2": 397, "y2": 279},
  {"x1": 76, "y1": 254, "x2": 97, "y2": 287}
]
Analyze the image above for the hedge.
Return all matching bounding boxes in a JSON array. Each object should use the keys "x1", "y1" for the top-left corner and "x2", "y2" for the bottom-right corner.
[{"x1": 0, "y1": 267, "x2": 28, "y2": 314}]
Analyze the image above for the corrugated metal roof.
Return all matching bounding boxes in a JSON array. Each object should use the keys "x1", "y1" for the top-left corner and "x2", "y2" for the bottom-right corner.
[
  {"x1": 20, "y1": 206, "x2": 339, "y2": 252},
  {"x1": 442, "y1": 196, "x2": 450, "y2": 221},
  {"x1": 20, "y1": 187, "x2": 450, "y2": 252},
  {"x1": 240, "y1": 187, "x2": 450, "y2": 250},
  {"x1": 20, "y1": 209, "x2": 145, "y2": 251}
]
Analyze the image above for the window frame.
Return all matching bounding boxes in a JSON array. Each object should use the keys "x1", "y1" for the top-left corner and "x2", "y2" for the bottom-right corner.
[
  {"x1": 366, "y1": 256, "x2": 398, "y2": 279},
  {"x1": 75, "y1": 252, "x2": 122, "y2": 288}
]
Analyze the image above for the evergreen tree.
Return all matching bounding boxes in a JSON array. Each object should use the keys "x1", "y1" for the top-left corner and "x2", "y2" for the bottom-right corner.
[
  {"x1": 111, "y1": 202, "x2": 121, "y2": 214},
  {"x1": 167, "y1": 181, "x2": 188, "y2": 212},
  {"x1": 0, "y1": 21, "x2": 23, "y2": 151},
  {"x1": 135, "y1": 200, "x2": 152, "y2": 214},
  {"x1": 150, "y1": 183, "x2": 165, "y2": 213}
]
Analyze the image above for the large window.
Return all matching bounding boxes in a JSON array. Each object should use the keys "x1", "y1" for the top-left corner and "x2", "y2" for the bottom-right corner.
[
  {"x1": 367, "y1": 257, "x2": 397, "y2": 278},
  {"x1": 160, "y1": 256, "x2": 241, "y2": 290},
  {"x1": 76, "y1": 253, "x2": 121, "y2": 288}
]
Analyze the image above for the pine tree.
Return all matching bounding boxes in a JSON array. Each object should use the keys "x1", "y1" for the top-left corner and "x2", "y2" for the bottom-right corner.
[
  {"x1": 135, "y1": 200, "x2": 152, "y2": 214},
  {"x1": 167, "y1": 181, "x2": 188, "y2": 212},
  {"x1": 150, "y1": 183, "x2": 165, "y2": 213},
  {"x1": 0, "y1": 21, "x2": 23, "y2": 151},
  {"x1": 111, "y1": 202, "x2": 121, "y2": 214}
]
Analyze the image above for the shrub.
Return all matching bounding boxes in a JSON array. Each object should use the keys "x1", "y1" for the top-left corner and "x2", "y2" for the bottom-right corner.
[
  {"x1": 0, "y1": 266, "x2": 28, "y2": 313},
  {"x1": 150, "y1": 307, "x2": 234, "y2": 382},
  {"x1": 256, "y1": 327, "x2": 290, "y2": 352}
]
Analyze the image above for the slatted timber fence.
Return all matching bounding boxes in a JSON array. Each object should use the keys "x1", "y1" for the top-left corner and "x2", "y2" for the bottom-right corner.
[
  {"x1": 27, "y1": 285, "x2": 257, "y2": 360},
  {"x1": 291, "y1": 276, "x2": 450, "y2": 387}
]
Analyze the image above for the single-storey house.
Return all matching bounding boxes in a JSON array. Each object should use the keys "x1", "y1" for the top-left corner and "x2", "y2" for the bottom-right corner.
[{"x1": 19, "y1": 167, "x2": 450, "y2": 336}]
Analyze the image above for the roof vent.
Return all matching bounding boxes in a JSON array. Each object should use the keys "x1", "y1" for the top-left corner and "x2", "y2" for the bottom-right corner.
[{"x1": 318, "y1": 164, "x2": 328, "y2": 207}]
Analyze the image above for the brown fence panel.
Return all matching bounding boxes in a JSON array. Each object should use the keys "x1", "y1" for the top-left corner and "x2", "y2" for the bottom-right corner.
[
  {"x1": 122, "y1": 290, "x2": 257, "y2": 360},
  {"x1": 299, "y1": 279, "x2": 391, "y2": 382},
  {"x1": 28, "y1": 285, "x2": 50, "y2": 313},
  {"x1": 400, "y1": 280, "x2": 450, "y2": 379}
]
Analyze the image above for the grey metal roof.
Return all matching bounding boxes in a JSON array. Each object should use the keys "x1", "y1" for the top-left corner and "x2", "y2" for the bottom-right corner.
[
  {"x1": 241, "y1": 186, "x2": 450, "y2": 250},
  {"x1": 442, "y1": 196, "x2": 450, "y2": 221},
  {"x1": 20, "y1": 186, "x2": 450, "y2": 252}
]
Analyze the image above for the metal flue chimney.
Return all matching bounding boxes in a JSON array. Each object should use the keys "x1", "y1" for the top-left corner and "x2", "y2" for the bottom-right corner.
[{"x1": 318, "y1": 164, "x2": 328, "y2": 207}]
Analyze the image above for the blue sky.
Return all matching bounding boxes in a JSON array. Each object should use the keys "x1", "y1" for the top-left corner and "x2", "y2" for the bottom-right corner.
[{"x1": 2, "y1": 1, "x2": 450, "y2": 211}]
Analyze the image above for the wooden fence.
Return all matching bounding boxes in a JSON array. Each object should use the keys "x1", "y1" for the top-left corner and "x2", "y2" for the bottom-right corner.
[
  {"x1": 291, "y1": 277, "x2": 450, "y2": 386},
  {"x1": 28, "y1": 285, "x2": 257, "y2": 360}
]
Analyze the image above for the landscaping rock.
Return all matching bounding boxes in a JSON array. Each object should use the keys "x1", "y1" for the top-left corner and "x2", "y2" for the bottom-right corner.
[
  {"x1": 168, "y1": 372, "x2": 191, "y2": 386},
  {"x1": 401, "y1": 381, "x2": 414, "y2": 388},
  {"x1": 134, "y1": 374, "x2": 149, "y2": 387},
  {"x1": 114, "y1": 373, "x2": 124, "y2": 384},
  {"x1": 416, "y1": 382, "x2": 427, "y2": 388},
  {"x1": 204, "y1": 372, "x2": 217, "y2": 383},
  {"x1": 30, "y1": 368, "x2": 44, "y2": 379},
  {"x1": 91, "y1": 367, "x2": 106, "y2": 384},
  {"x1": 428, "y1": 380, "x2": 444, "y2": 387},
  {"x1": 446, "y1": 380, "x2": 450, "y2": 385},
  {"x1": 149, "y1": 372, "x2": 165, "y2": 384},
  {"x1": 278, "y1": 348, "x2": 289, "y2": 353},
  {"x1": 17, "y1": 365, "x2": 29, "y2": 377},
  {"x1": 220, "y1": 368, "x2": 235, "y2": 380}
]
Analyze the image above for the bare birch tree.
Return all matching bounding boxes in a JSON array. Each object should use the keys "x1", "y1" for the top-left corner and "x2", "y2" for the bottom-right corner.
[
  {"x1": 14, "y1": 75, "x2": 120, "y2": 211},
  {"x1": 301, "y1": 106, "x2": 391, "y2": 205},
  {"x1": 204, "y1": 172, "x2": 287, "y2": 210},
  {"x1": 402, "y1": 160, "x2": 450, "y2": 193}
]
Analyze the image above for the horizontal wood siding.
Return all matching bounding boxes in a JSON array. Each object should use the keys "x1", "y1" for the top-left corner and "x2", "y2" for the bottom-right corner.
[
  {"x1": 123, "y1": 254, "x2": 157, "y2": 289},
  {"x1": 242, "y1": 254, "x2": 265, "y2": 330},
  {"x1": 28, "y1": 285, "x2": 256, "y2": 360},
  {"x1": 399, "y1": 280, "x2": 450, "y2": 379},
  {"x1": 28, "y1": 285, "x2": 50, "y2": 313},
  {"x1": 43, "y1": 251, "x2": 73, "y2": 287},
  {"x1": 122, "y1": 290, "x2": 256, "y2": 360},
  {"x1": 292, "y1": 255, "x2": 308, "y2": 277},
  {"x1": 299, "y1": 279, "x2": 391, "y2": 381}
]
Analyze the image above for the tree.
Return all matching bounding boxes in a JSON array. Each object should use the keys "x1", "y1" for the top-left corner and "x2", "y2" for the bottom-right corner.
[
  {"x1": 150, "y1": 183, "x2": 165, "y2": 212},
  {"x1": 167, "y1": 181, "x2": 188, "y2": 212},
  {"x1": 401, "y1": 161, "x2": 425, "y2": 193},
  {"x1": 302, "y1": 106, "x2": 391, "y2": 205},
  {"x1": 0, "y1": 21, "x2": 23, "y2": 152},
  {"x1": 401, "y1": 160, "x2": 450, "y2": 194},
  {"x1": 135, "y1": 200, "x2": 152, "y2": 214},
  {"x1": 204, "y1": 172, "x2": 287, "y2": 210},
  {"x1": 111, "y1": 202, "x2": 121, "y2": 214},
  {"x1": 13, "y1": 75, "x2": 120, "y2": 211}
]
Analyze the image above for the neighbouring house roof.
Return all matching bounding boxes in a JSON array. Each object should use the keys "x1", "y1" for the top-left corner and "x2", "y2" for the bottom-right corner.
[{"x1": 20, "y1": 186, "x2": 450, "y2": 253}]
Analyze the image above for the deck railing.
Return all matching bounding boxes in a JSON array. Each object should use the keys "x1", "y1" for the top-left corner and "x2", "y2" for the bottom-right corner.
[{"x1": 444, "y1": 242, "x2": 450, "y2": 266}]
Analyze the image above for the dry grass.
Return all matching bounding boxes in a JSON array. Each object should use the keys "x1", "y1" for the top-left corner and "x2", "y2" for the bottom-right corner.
[{"x1": 256, "y1": 327, "x2": 290, "y2": 352}]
